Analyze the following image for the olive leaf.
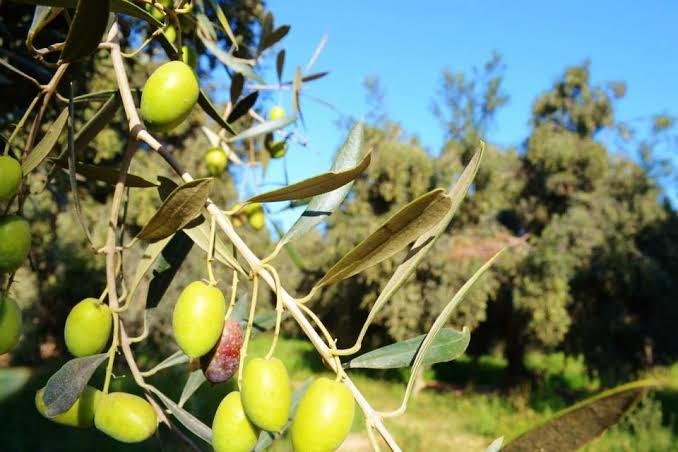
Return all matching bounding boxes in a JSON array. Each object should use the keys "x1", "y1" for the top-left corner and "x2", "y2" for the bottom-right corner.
[
  {"x1": 198, "y1": 90, "x2": 237, "y2": 135},
  {"x1": 316, "y1": 188, "x2": 453, "y2": 288},
  {"x1": 305, "y1": 32, "x2": 328, "y2": 73},
  {"x1": 252, "y1": 310, "x2": 290, "y2": 335},
  {"x1": 205, "y1": 0, "x2": 238, "y2": 49},
  {"x1": 43, "y1": 353, "x2": 107, "y2": 417},
  {"x1": 60, "y1": 163, "x2": 158, "y2": 188},
  {"x1": 22, "y1": 107, "x2": 68, "y2": 174},
  {"x1": 178, "y1": 370, "x2": 207, "y2": 408},
  {"x1": 183, "y1": 218, "x2": 245, "y2": 275},
  {"x1": 226, "y1": 114, "x2": 297, "y2": 143},
  {"x1": 199, "y1": 33, "x2": 263, "y2": 82},
  {"x1": 126, "y1": 234, "x2": 174, "y2": 304},
  {"x1": 226, "y1": 91, "x2": 259, "y2": 124},
  {"x1": 148, "y1": 385, "x2": 213, "y2": 444},
  {"x1": 247, "y1": 152, "x2": 371, "y2": 203},
  {"x1": 276, "y1": 49, "x2": 285, "y2": 83},
  {"x1": 278, "y1": 121, "x2": 364, "y2": 247},
  {"x1": 485, "y1": 437, "x2": 504, "y2": 452},
  {"x1": 345, "y1": 327, "x2": 470, "y2": 370},
  {"x1": 340, "y1": 143, "x2": 485, "y2": 352},
  {"x1": 258, "y1": 25, "x2": 290, "y2": 54},
  {"x1": 0, "y1": 367, "x2": 31, "y2": 402},
  {"x1": 271, "y1": 220, "x2": 306, "y2": 270},
  {"x1": 254, "y1": 378, "x2": 312, "y2": 451},
  {"x1": 230, "y1": 73, "x2": 244, "y2": 104},
  {"x1": 138, "y1": 178, "x2": 213, "y2": 242},
  {"x1": 59, "y1": 0, "x2": 111, "y2": 63},
  {"x1": 503, "y1": 380, "x2": 658, "y2": 451},
  {"x1": 147, "y1": 232, "x2": 194, "y2": 309},
  {"x1": 144, "y1": 351, "x2": 189, "y2": 375},
  {"x1": 27, "y1": 6, "x2": 61, "y2": 50}
]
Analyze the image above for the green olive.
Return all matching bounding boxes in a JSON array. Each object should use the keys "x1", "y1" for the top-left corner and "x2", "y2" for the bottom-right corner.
[
  {"x1": 269, "y1": 105, "x2": 286, "y2": 121},
  {"x1": 145, "y1": 0, "x2": 171, "y2": 21},
  {"x1": 204, "y1": 147, "x2": 228, "y2": 176},
  {"x1": 172, "y1": 281, "x2": 226, "y2": 358},
  {"x1": 264, "y1": 133, "x2": 287, "y2": 159},
  {"x1": 0, "y1": 155, "x2": 22, "y2": 201},
  {"x1": 212, "y1": 391, "x2": 258, "y2": 452},
  {"x1": 0, "y1": 215, "x2": 31, "y2": 274},
  {"x1": 140, "y1": 61, "x2": 199, "y2": 132},
  {"x1": 64, "y1": 298, "x2": 112, "y2": 357},
  {"x1": 163, "y1": 25, "x2": 176, "y2": 45},
  {"x1": 0, "y1": 296, "x2": 21, "y2": 354},
  {"x1": 241, "y1": 357, "x2": 291, "y2": 432},
  {"x1": 291, "y1": 377, "x2": 355, "y2": 452},
  {"x1": 243, "y1": 203, "x2": 265, "y2": 231},
  {"x1": 35, "y1": 385, "x2": 101, "y2": 428},
  {"x1": 182, "y1": 44, "x2": 198, "y2": 70},
  {"x1": 94, "y1": 392, "x2": 157, "y2": 443}
]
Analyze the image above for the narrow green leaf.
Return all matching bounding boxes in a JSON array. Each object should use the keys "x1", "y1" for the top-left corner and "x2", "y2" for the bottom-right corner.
[
  {"x1": 226, "y1": 91, "x2": 259, "y2": 123},
  {"x1": 346, "y1": 327, "x2": 470, "y2": 370},
  {"x1": 198, "y1": 90, "x2": 236, "y2": 135},
  {"x1": 503, "y1": 380, "x2": 658, "y2": 451},
  {"x1": 59, "y1": 0, "x2": 111, "y2": 63},
  {"x1": 226, "y1": 114, "x2": 297, "y2": 143},
  {"x1": 258, "y1": 25, "x2": 290, "y2": 53},
  {"x1": 179, "y1": 370, "x2": 207, "y2": 408},
  {"x1": 71, "y1": 94, "x2": 120, "y2": 156},
  {"x1": 147, "y1": 351, "x2": 189, "y2": 375},
  {"x1": 148, "y1": 385, "x2": 213, "y2": 444},
  {"x1": 127, "y1": 235, "x2": 174, "y2": 303},
  {"x1": 22, "y1": 107, "x2": 68, "y2": 174},
  {"x1": 276, "y1": 50, "x2": 285, "y2": 83},
  {"x1": 183, "y1": 219, "x2": 245, "y2": 275},
  {"x1": 230, "y1": 73, "x2": 244, "y2": 104},
  {"x1": 0, "y1": 367, "x2": 31, "y2": 402},
  {"x1": 43, "y1": 354, "x2": 107, "y2": 416},
  {"x1": 59, "y1": 163, "x2": 158, "y2": 188},
  {"x1": 138, "y1": 178, "x2": 213, "y2": 242},
  {"x1": 206, "y1": 0, "x2": 238, "y2": 49},
  {"x1": 147, "y1": 232, "x2": 194, "y2": 309},
  {"x1": 271, "y1": 220, "x2": 305, "y2": 270},
  {"x1": 280, "y1": 121, "x2": 364, "y2": 245},
  {"x1": 346, "y1": 144, "x2": 485, "y2": 351},
  {"x1": 199, "y1": 33, "x2": 263, "y2": 82},
  {"x1": 252, "y1": 310, "x2": 289, "y2": 335},
  {"x1": 248, "y1": 152, "x2": 371, "y2": 203},
  {"x1": 27, "y1": 6, "x2": 61, "y2": 49},
  {"x1": 316, "y1": 188, "x2": 452, "y2": 287}
]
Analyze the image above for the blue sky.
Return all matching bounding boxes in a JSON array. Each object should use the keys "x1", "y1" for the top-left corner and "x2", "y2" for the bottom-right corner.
[{"x1": 250, "y1": 1, "x2": 678, "y2": 226}]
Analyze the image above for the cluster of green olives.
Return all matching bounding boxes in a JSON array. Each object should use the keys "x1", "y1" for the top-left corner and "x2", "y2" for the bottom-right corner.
[
  {"x1": 265, "y1": 105, "x2": 289, "y2": 159},
  {"x1": 0, "y1": 155, "x2": 30, "y2": 355},
  {"x1": 171, "y1": 279, "x2": 355, "y2": 451},
  {"x1": 230, "y1": 202, "x2": 266, "y2": 231}
]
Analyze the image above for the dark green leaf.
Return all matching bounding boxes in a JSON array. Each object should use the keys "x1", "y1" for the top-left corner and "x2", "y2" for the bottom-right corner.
[
  {"x1": 43, "y1": 354, "x2": 107, "y2": 416},
  {"x1": 279, "y1": 121, "x2": 364, "y2": 245},
  {"x1": 230, "y1": 73, "x2": 244, "y2": 104},
  {"x1": 149, "y1": 385, "x2": 212, "y2": 444},
  {"x1": 258, "y1": 25, "x2": 290, "y2": 53},
  {"x1": 138, "y1": 178, "x2": 213, "y2": 242},
  {"x1": 226, "y1": 91, "x2": 259, "y2": 124},
  {"x1": 179, "y1": 370, "x2": 207, "y2": 407},
  {"x1": 316, "y1": 188, "x2": 452, "y2": 287},
  {"x1": 198, "y1": 90, "x2": 236, "y2": 135},
  {"x1": 301, "y1": 72, "x2": 328, "y2": 83},
  {"x1": 147, "y1": 232, "x2": 194, "y2": 309},
  {"x1": 27, "y1": 6, "x2": 61, "y2": 49},
  {"x1": 503, "y1": 380, "x2": 657, "y2": 451},
  {"x1": 58, "y1": 163, "x2": 157, "y2": 188},
  {"x1": 248, "y1": 152, "x2": 371, "y2": 203},
  {"x1": 206, "y1": 0, "x2": 238, "y2": 48},
  {"x1": 0, "y1": 367, "x2": 31, "y2": 402},
  {"x1": 346, "y1": 327, "x2": 470, "y2": 370},
  {"x1": 22, "y1": 107, "x2": 68, "y2": 174},
  {"x1": 71, "y1": 94, "x2": 120, "y2": 156},
  {"x1": 59, "y1": 0, "x2": 111, "y2": 63},
  {"x1": 276, "y1": 50, "x2": 285, "y2": 83}
]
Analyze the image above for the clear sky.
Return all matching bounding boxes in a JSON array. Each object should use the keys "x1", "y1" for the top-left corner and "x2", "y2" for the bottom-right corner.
[{"x1": 253, "y1": 1, "x2": 678, "y2": 227}]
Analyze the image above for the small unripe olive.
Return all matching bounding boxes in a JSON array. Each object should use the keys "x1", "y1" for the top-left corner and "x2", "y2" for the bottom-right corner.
[
  {"x1": 204, "y1": 147, "x2": 228, "y2": 176},
  {"x1": 172, "y1": 281, "x2": 226, "y2": 358},
  {"x1": 163, "y1": 25, "x2": 176, "y2": 45},
  {"x1": 35, "y1": 385, "x2": 101, "y2": 428},
  {"x1": 182, "y1": 44, "x2": 198, "y2": 70},
  {"x1": 0, "y1": 296, "x2": 22, "y2": 354},
  {"x1": 291, "y1": 377, "x2": 355, "y2": 452},
  {"x1": 269, "y1": 105, "x2": 286, "y2": 121},
  {"x1": 212, "y1": 391, "x2": 258, "y2": 452},
  {"x1": 0, "y1": 155, "x2": 22, "y2": 201},
  {"x1": 64, "y1": 298, "x2": 112, "y2": 357},
  {"x1": 146, "y1": 0, "x2": 171, "y2": 21},
  {"x1": 0, "y1": 215, "x2": 31, "y2": 273},
  {"x1": 201, "y1": 319, "x2": 243, "y2": 384},
  {"x1": 243, "y1": 203, "x2": 265, "y2": 231},
  {"x1": 241, "y1": 357, "x2": 291, "y2": 432},
  {"x1": 264, "y1": 133, "x2": 287, "y2": 159},
  {"x1": 95, "y1": 392, "x2": 157, "y2": 443},
  {"x1": 140, "y1": 61, "x2": 199, "y2": 132}
]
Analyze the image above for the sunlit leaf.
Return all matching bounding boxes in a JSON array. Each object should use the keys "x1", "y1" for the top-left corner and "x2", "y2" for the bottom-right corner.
[
  {"x1": 199, "y1": 33, "x2": 263, "y2": 82},
  {"x1": 485, "y1": 437, "x2": 504, "y2": 452},
  {"x1": 138, "y1": 178, "x2": 213, "y2": 242},
  {"x1": 206, "y1": 0, "x2": 238, "y2": 49},
  {"x1": 279, "y1": 121, "x2": 364, "y2": 246},
  {"x1": 503, "y1": 380, "x2": 657, "y2": 452},
  {"x1": 59, "y1": 0, "x2": 111, "y2": 63},
  {"x1": 226, "y1": 114, "x2": 297, "y2": 143},
  {"x1": 248, "y1": 152, "x2": 371, "y2": 203},
  {"x1": 346, "y1": 327, "x2": 470, "y2": 370},
  {"x1": 316, "y1": 188, "x2": 452, "y2": 287},
  {"x1": 179, "y1": 370, "x2": 207, "y2": 408},
  {"x1": 146, "y1": 351, "x2": 189, "y2": 375},
  {"x1": 43, "y1": 354, "x2": 107, "y2": 416},
  {"x1": 22, "y1": 107, "x2": 68, "y2": 174}
]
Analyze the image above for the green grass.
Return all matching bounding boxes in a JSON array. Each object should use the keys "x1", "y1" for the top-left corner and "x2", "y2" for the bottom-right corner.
[{"x1": 1, "y1": 336, "x2": 678, "y2": 451}]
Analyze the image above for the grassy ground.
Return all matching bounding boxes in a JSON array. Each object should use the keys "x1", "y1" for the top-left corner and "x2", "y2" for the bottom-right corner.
[{"x1": 1, "y1": 335, "x2": 677, "y2": 451}]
